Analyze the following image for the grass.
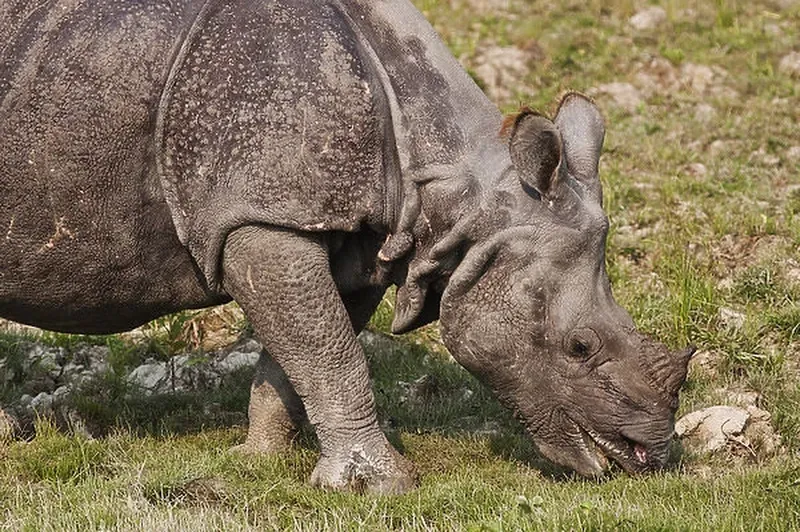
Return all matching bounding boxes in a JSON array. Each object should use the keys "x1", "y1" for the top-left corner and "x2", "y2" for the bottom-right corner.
[
  {"x1": 1, "y1": 424, "x2": 799, "y2": 530},
  {"x1": 2, "y1": 0, "x2": 800, "y2": 529}
]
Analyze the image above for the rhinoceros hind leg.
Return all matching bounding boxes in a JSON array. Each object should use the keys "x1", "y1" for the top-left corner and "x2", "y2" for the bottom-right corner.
[
  {"x1": 233, "y1": 350, "x2": 307, "y2": 454},
  {"x1": 222, "y1": 225, "x2": 417, "y2": 494}
]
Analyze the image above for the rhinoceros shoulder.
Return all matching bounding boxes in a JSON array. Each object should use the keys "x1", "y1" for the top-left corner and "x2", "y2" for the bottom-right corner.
[{"x1": 157, "y1": 0, "x2": 399, "y2": 288}]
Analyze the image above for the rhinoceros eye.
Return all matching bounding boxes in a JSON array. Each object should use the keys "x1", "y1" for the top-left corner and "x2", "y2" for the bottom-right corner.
[{"x1": 565, "y1": 328, "x2": 602, "y2": 358}]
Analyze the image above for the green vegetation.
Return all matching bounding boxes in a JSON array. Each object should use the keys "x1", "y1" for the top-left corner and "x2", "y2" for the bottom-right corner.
[{"x1": 2, "y1": 0, "x2": 799, "y2": 529}]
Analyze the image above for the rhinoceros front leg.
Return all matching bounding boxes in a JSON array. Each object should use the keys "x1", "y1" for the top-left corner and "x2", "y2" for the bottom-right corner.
[
  {"x1": 222, "y1": 226, "x2": 416, "y2": 494},
  {"x1": 240, "y1": 287, "x2": 383, "y2": 455}
]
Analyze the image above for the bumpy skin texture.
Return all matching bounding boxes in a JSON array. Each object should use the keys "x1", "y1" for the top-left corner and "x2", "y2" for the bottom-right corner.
[{"x1": 1, "y1": 0, "x2": 692, "y2": 493}]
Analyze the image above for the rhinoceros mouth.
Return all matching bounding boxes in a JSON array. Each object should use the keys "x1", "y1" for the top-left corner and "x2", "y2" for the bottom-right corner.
[{"x1": 579, "y1": 425, "x2": 654, "y2": 475}]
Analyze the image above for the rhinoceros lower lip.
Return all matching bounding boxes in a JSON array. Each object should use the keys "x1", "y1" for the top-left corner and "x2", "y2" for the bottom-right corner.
[{"x1": 580, "y1": 426, "x2": 651, "y2": 474}]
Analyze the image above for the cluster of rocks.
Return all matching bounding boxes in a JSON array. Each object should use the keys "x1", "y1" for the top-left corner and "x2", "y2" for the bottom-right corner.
[{"x1": 0, "y1": 337, "x2": 266, "y2": 440}]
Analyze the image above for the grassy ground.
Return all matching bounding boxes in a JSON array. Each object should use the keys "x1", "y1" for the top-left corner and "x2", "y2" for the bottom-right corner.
[{"x1": 2, "y1": 0, "x2": 800, "y2": 529}]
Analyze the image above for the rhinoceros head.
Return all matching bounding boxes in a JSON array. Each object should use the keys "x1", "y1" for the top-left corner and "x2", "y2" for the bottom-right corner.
[{"x1": 430, "y1": 93, "x2": 693, "y2": 477}]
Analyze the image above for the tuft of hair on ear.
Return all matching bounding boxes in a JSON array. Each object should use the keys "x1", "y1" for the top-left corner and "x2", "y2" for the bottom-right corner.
[{"x1": 499, "y1": 105, "x2": 544, "y2": 139}]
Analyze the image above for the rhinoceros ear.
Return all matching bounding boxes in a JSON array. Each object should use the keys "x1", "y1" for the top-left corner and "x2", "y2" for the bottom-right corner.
[
  {"x1": 554, "y1": 92, "x2": 605, "y2": 203},
  {"x1": 508, "y1": 110, "x2": 562, "y2": 198}
]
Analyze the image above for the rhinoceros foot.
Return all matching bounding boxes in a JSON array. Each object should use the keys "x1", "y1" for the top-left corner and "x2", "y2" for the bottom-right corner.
[{"x1": 310, "y1": 442, "x2": 417, "y2": 495}]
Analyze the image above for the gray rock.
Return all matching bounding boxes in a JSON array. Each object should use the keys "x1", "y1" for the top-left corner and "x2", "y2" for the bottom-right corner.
[
  {"x1": 693, "y1": 103, "x2": 717, "y2": 124},
  {"x1": 629, "y1": 7, "x2": 667, "y2": 31},
  {"x1": 778, "y1": 52, "x2": 800, "y2": 78},
  {"x1": 172, "y1": 354, "x2": 218, "y2": 391},
  {"x1": 216, "y1": 350, "x2": 260, "y2": 375},
  {"x1": 397, "y1": 374, "x2": 438, "y2": 404},
  {"x1": 52, "y1": 385, "x2": 71, "y2": 403},
  {"x1": 73, "y1": 345, "x2": 110, "y2": 375},
  {"x1": 676, "y1": 405, "x2": 749, "y2": 453},
  {"x1": 127, "y1": 362, "x2": 170, "y2": 394},
  {"x1": 26, "y1": 344, "x2": 64, "y2": 380},
  {"x1": 676, "y1": 405, "x2": 782, "y2": 457},
  {"x1": 29, "y1": 391, "x2": 54, "y2": 413},
  {"x1": 61, "y1": 361, "x2": 95, "y2": 388},
  {"x1": 718, "y1": 307, "x2": 745, "y2": 330},
  {"x1": 682, "y1": 163, "x2": 708, "y2": 178},
  {"x1": 472, "y1": 44, "x2": 535, "y2": 103},
  {"x1": 680, "y1": 63, "x2": 715, "y2": 94},
  {"x1": 451, "y1": 0, "x2": 513, "y2": 13},
  {"x1": 589, "y1": 82, "x2": 643, "y2": 113},
  {"x1": 715, "y1": 387, "x2": 759, "y2": 408}
]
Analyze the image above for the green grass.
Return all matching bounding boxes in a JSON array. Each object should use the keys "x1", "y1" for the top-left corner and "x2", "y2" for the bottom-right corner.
[
  {"x1": 1, "y1": 421, "x2": 799, "y2": 530},
  {"x1": 2, "y1": 0, "x2": 800, "y2": 528}
]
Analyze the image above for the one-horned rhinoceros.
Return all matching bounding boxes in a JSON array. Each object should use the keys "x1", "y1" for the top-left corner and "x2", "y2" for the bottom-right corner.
[{"x1": 0, "y1": 0, "x2": 694, "y2": 493}]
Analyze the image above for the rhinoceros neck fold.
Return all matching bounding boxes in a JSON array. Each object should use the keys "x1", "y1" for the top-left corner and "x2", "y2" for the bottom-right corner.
[{"x1": 337, "y1": 0, "x2": 503, "y2": 173}]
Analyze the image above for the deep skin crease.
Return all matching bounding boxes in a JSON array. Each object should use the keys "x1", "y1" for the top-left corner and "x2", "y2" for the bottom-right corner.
[{"x1": 0, "y1": 0, "x2": 693, "y2": 493}]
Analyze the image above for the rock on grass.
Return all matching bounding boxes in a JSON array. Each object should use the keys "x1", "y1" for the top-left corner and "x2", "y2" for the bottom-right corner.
[
  {"x1": 676, "y1": 405, "x2": 782, "y2": 459},
  {"x1": 778, "y1": 52, "x2": 800, "y2": 78},
  {"x1": 588, "y1": 82, "x2": 643, "y2": 113},
  {"x1": 628, "y1": 7, "x2": 667, "y2": 31}
]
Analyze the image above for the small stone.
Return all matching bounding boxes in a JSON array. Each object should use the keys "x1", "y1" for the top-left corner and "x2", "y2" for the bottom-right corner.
[
  {"x1": 472, "y1": 44, "x2": 539, "y2": 103},
  {"x1": 634, "y1": 56, "x2": 679, "y2": 95},
  {"x1": 29, "y1": 392, "x2": 54, "y2": 413},
  {"x1": 26, "y1": 345, "x2": 64, "y2": 380},
  {"x1": 715, "y1": 387, "x2": 760, "y2": 408},
  {"x1": 744, "y1": 406, "x2": 782, "y2": 456},
  {"x1": 709, "y1": 140, "x2": 735, "y2": 156},
  {"x1": 693, "y1": 103, "x2": 717, "y2": 124},
  {"x1": 127, "y1": 362, "x2": 170, "y2": 394},
  {"x1": 629, "y1": 7, "x2": 667, "y2": 31},
  {"x1": 718, "y1": 307, "x2": 745, "y2": 330},
  {"x1": 590, "y1": 82, "x2": 643, "y2": 113},
  {"x1": 778, "y1": 52, "x2": 800, "y2": 78},
  {"x1": 784, "y1": 265, "x2": 800, "y2": 285},
  {"x1": 397, "y1": 374, "x2": 438, "y2": 404},
  {"x1": 786, "y1": 146, "x2": 800, "y2": 162},
  {"x1": 52, "y1": 385, "x2": 71, "y2": 403},
  {"x1": 452, "y1": 0, "x2": 512, "y2": 14},
  {"x1": 73, "y1": 345, "x2": 110, "y2": 375},
  {"x1": 682, "y1": 163, "x2": 708, "y2": 178},
  {"x1": 217, "y1": 350, "x2": 260, "y2": 374},
  {"x1": 680, "y1": 63, "x2": 716, "y2": 94},
  {"x1": 688, "y1": 350, "x2": 721, "y2": 378},
  {"x1": 750, "y1": 148, "x2": 781, "y2": 167}
]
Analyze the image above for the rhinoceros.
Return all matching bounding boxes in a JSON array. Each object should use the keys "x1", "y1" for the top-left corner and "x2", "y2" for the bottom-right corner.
[{"x1": 0, "y1": 0, "x2": 694, "y2": 493}]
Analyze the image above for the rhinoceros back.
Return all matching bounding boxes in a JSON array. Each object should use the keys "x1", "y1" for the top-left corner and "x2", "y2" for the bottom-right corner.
[
  {"x1": 158, "y1": 0, "x2": 395, "y2": 288},
  {"x1": 0, "y1": 0, "x2": 395, "y2": 330},
  {"x1": 0, "y1": 0, "x2": 229, "y2": 331}
]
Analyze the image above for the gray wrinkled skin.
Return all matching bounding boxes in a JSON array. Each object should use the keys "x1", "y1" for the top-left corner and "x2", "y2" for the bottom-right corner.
[{"x1": 0, "y1": 0, "x2": 693, "y2": 493}]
